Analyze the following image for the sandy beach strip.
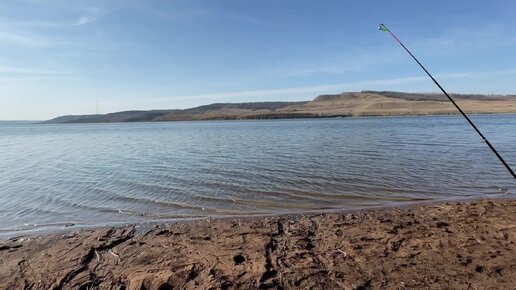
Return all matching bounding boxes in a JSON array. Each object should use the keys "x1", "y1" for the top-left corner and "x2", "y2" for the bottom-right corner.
[{"x1": 0, "y1": 199, "x2": 514, "y2": 289}]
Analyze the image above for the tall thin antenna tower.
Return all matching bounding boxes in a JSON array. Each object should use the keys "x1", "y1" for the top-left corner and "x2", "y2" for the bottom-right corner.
[{"x1": 96, "y1": 101, "x2": 99, "y2": 115}]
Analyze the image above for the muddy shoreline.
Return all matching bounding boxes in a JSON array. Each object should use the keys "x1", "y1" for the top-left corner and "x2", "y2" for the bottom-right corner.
[
  {"x1": 1, "y1": 199, "x2": 515, "y2": 289},
  {"x1": 3, "y1": 195, "x2": 506, "y2": 240}
]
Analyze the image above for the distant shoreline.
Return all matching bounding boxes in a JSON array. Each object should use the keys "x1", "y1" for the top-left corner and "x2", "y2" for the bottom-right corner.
[
  {"x1": 34, "y1": 111, "x2": 516, "y2": 125},
  {"x1": 41, "y1": 91, "x2": 516, "y2": 124},
  {"x1": 7, "y1": 111, "x2": 516, "y2": 124}
]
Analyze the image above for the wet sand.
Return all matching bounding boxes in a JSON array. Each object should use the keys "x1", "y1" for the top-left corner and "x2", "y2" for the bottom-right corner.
[{"x1": 0, "y1": 199, "x2": 514, "y2": 289}]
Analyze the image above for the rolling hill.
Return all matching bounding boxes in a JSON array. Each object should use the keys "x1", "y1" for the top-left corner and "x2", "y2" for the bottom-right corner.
[{"x1": 42, "y1": 91, "x2": 516, "y2": 124}]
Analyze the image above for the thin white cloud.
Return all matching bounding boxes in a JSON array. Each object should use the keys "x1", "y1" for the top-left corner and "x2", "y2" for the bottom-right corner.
[
  {"x1": 0, "y1": 65, "x2": 81, "y2": 81},
  {"x1": 125, "y1": 2, "x2": 266, "y2": 26},
  {"x1": 478, "y1": 69, "x2": 516, "y2": 77},
  {"x1": 103, "y1": 72, "x2": 477, "y2": 107},
  {"x1": 437, "y1": 72, "x2": 474, "y2": 78},
  {"x1": 272, "y1": 49, "x2": 399, "y2": 78},
  {"x1": 75, "y1": 16, "x2": 96, "y2": 26},
  {"x1": 0, "y1": 65, "x2": 56, "y2": 75},
  {"x1": 0, "y1": 20, "x2": 67, "y2": 28},
  {"x1": 274, "y1": 23, "x2": 516, "y2": 79},
  {"x1": 213, "y1": 11, "x2": 269, "y2": 26},
  {"x1": 0, "y1": 31, "x2": 49, "y2": 47},
  {"x1": 413, "y1": 23, "x2": 516, "y2": 56},
  {"x1": 0, "y1": 77, "x2": 18, "y2": 82},
  {"x1": 75, "y1": 7, "x2": 103, "y2": 26}
]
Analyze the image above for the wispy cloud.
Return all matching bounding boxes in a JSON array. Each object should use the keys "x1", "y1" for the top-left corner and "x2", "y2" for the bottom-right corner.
[
  {"x1": 75, "y1": 16, "x2": 96, "y2": 26},
  {"x1": 106, "y1": 72, "x2": 477, "y2": 107},
  {"x1": 0, "y1": 6, "x2": 103, "y2": 27},
  {"x1": 0, "y1": 20, "x2": 68, "y2": 28},
  {"x1": 211, "y1": 11, "x2": 269, "y2": 26},
  {"x1": 0, "y1": 31, "x2": 49, "y2": 47},
  {"x1": 0, "y1": 77, "x2": 18, "y2": 82},
  {"x1": 271, "y1": 48, "x2": 399, "y2": 78},
  {"x1": 274, "y1": 23, "x2": 516, "y2": 79},
  {"x1": 124, "y1": 2, "x2": 267, "y2": 26},
  {"x1": 0, "y1": 65, "x2": 56, "y2": 75},
  {"x1": 75, "y1": 7, "x2": 103, "y2": 26},
  {"x1": 476, "y1": 69, "x2": 516, "y2": 77},
  {"x1": 0, "y1": 65, "x2": 81, "y2": 80},
  {"x1": 413, "y1": 23, "x2": 516, "y2": 56},
  {"x1": 0, "y1": 5, "x2": 105, "y2": 51}
]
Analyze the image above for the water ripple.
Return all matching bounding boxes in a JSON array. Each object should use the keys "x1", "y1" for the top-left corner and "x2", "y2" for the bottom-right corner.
[{"x1": 0, "y1": 115, "x2": 515, "y2": 234}]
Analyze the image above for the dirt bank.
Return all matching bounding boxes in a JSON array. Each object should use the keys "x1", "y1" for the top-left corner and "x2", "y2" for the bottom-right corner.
[{"x1": 0, "y1": 199, "x2": 515, "y2": 289}]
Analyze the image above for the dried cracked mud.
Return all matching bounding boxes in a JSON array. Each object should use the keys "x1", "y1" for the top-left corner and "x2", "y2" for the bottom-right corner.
[{"x1": 0, "y1": 199, "x2": 515, "y2": 289}]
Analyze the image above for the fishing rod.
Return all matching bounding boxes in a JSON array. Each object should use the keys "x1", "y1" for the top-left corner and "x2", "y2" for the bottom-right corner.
[{"x1": 378, "y1": 23, "x2": 516, "y2": 180}]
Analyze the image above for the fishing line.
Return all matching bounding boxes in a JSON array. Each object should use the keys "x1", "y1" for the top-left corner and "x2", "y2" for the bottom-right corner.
[{"x1": 379, "y1": 23, "x2": 516, "y2": 180}]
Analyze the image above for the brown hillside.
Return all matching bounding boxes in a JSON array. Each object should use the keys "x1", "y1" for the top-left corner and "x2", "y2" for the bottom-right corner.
[{"x1": 43, "y1": 91, "x2": 516, "y2": 123}]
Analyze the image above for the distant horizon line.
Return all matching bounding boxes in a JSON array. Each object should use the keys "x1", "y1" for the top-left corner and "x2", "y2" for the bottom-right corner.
[{"x1": 2, "y1": 89, "x2": 516, "y2": 121}]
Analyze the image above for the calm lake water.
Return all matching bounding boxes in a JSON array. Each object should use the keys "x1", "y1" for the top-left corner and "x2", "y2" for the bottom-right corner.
[{"x1": 1, "y1": 115, "x2": 515, "y2": 236}]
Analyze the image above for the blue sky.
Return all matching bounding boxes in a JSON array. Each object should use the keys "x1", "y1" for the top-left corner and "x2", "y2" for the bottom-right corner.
[{"x1": 1, "y1": 0, "x2": 516, "y2": 120}]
